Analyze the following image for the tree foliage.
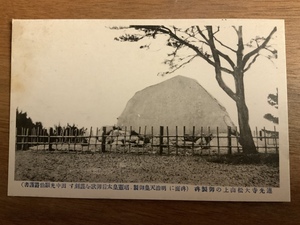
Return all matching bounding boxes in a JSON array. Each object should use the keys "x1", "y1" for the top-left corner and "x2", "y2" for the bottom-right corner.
[
  {"x1": 264, "y1": 88, "x2": 279, "y2": 124},
  {"x1": 16, "y1": 108, "x2": 44, "y2": 133}
]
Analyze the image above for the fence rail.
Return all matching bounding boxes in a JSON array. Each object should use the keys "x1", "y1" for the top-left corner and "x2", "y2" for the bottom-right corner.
[{"x1": 15, "y1": 126, "x2": 279, "y2": 155}]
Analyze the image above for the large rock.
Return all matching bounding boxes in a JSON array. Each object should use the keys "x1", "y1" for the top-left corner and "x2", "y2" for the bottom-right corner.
[{"x1": 117, "y1": 75, "x2": 235, "y2": 135}]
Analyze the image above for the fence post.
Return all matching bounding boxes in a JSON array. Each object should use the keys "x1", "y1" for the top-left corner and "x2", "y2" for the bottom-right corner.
[
  {"x1": 36, "y1": 127, "x2": 40, "y2": 146},
  {"x1": 25, "y1": 128, "x2": 29, "y2": 150},
  {"x1": 48, "y1": 128, "x2": 52, "y2": 151},
  {"x1": 143, "y1": 126, "x2": 147, "y2": 154},
  {"x1": 208, "y1": 126, "x2": 211, "y2": 155},
  {"x1": 138, "y1": 126, "x2": 141, "y2": 153},
  {"x1": 274, "y1": 126, "x2": 278, "y2": 154},
  {"x1": 101, "y1": 126, "x2": 106, "y2": 153},
  {"x1": 67, "y1": 129, "x2": 71, "y2": 151},
  {"x1": 74, "y1": 129, "x2": 78, "y2": 151},
  {"x1": 21, "y1": 127, "x2": 24, "y2": 150},
  {"x1": 255, "y1": 127, "x2": 259, "y2": 152},
  {"x1": 200, "y1": 127, "x2": 203, "y2": 150},
  {"x1": 159, "y1": 126, "x2": 164, "y2": 155},
  {"x1": 183, "y1": 126, "x2": 186, "y2": 153},
  {"x1": 87, "y1": 127, "x2": 92, "y2": 152},
  {"x1": 227, "y1": 126, "x2": 232, "y2": 155},
  {"x1": 166, "y1": 126, "x2": 170, "y2": 155},
  {"x1": 129, "y1": 126, "x2": 132, "y2": 153},
  {"x1": 95, "y1": 128, "x2": 99, "y2": 152},
  {"x1": 263, "y1": 127, "x2": 267, "y2": 153},
  {"x1": 15, "y1": 127, "x2": 18, "y2": 151},
  {"x1": 42, "y1": 129, "x2": 46, "y2": 150},
  {"x1": 175, "y1": 126, "x2": 178, "y2": 155},
  {"x1": 151, "y1": 126, "x2": 154, "y2": 153},
  {"x1": 124, "y1": 126, "x2": 127, "y2": 153},
  {"x1": 31, "y1": 128, "x2": 34, "y2": 148},
  {"x1": 192, "y1": 126, "x2": 195, "y2": 155},
  {"x1": 234, "y1": 126, "x2": 239, "y2": 153},
  {"x1": 217, "y1": 127, "x2": 220, "y2": 155}
]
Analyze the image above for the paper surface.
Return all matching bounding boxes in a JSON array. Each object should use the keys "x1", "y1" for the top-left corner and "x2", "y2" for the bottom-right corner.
[{"x1": 8, "y1": 19, "x2": 290, "y2": 201}]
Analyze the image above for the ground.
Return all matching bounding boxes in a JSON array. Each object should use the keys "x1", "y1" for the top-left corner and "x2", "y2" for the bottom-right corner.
[{"x1": 14, "y1": 150, "x2": 279, "y2": 187}]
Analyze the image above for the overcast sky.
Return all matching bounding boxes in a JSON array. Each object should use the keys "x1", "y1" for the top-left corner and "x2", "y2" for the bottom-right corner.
[{"x1": 10, "y1": 19, "x2": 286, "y2": 131}]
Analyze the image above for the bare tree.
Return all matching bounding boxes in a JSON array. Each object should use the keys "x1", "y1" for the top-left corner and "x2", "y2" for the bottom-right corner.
[{"x1": 113, "y1": 25, "x2": 277, "y2": 154}]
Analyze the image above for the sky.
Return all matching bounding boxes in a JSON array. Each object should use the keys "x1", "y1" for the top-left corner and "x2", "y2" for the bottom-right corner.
[{"x1": 10, "y1": 19, "x2": 287, "y2": 131}]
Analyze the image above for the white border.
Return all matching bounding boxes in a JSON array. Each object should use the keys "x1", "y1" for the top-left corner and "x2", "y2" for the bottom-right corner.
[{"x1": 8, "y1": 19, "x2": 290, "y2": 201}]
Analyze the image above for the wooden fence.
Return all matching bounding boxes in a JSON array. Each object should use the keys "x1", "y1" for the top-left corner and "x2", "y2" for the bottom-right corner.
[{"x1": 15, "y1": 126, "x2": 279, "y2": 155}]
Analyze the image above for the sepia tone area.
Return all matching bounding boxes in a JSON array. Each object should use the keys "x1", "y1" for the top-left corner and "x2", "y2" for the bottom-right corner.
[
  {"x1": 11, "y1": 21, "x2": 282, "y2": 193},
  {"x1": 1, "y1": 1, "x2": 300, "y2": 225}
]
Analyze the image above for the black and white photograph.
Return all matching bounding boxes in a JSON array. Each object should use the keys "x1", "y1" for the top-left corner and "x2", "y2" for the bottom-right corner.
[{"x1": 8, "y1": 19, "x2": 290, "y2": 201}]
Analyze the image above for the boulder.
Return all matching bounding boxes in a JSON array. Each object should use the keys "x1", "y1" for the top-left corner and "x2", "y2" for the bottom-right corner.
[{"x1": 117, "y1": 75, "x2": 235, "y2": 135}]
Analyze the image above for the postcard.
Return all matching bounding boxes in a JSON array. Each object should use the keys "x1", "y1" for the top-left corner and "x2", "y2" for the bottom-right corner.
[{"x1": 8, "y1": 19, "x2": 290, "y2": 201}]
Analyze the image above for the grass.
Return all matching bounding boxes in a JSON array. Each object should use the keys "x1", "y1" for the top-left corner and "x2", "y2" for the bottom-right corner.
[{"x1": 14, "y1": 150, "x2": 280, "y2": 187}]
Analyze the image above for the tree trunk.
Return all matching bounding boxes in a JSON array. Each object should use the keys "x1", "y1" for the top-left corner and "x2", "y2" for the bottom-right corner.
[
  {"x1": 235, "y1": 72, "x2": 257, "y2": 154},
  {"x1": 236, "y1": 99, "x2": 257, "y2": 154}
]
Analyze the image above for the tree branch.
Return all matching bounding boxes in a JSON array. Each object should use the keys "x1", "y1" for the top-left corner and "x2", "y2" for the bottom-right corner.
[
  {"x1": 130, "y1": 25, "x2": 234, "y2": 75},
  {"x1": 243, "y1": 53, "x2": 260, "y2": 72},
  {"x1": 235, "y1": 26, "x2": 244, "y2": 73},
  {"x1": 195, "y1": 26, "x2": 210, "y2": 43},
  {"x1": 198, "y1": 26, "x2": 236, "y2": 70},
  {"x1": 177, "y1": 28, "x2": 209, "y2": 46},
  {"x1": 213, "y1": 36, "x2": 237, "y2": 53},
  {"x1": 242, "y1": 27, "x2": 277, "y2": 68},
  {"x1": 232, "y1": 26, "x2": 239, "y2": 34},
  {"x1": 159, "y1": 55, "x2": 198, "y2": 76},
  {"x1": 206, "y1": 26, "x2": 237, "y2": 101},
  {"x1": 216, "y1": 50, "x2": 236, "y2": 69}
]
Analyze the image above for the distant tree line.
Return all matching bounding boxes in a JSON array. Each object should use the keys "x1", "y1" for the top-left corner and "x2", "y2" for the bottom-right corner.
[
  {"x1": 16, "y1": 108, "x2": 44, "y2": 134},
  {"x1": 16, "y1": 109, "x2": 87, "y2": 150}
]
